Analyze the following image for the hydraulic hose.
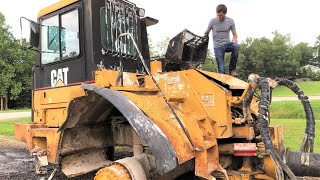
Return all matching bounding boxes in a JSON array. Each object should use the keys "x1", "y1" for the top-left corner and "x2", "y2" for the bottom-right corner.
[
  {"x1": 258, "y1": 78, "x2": 296, "y2": 180},
  {"x1": 284, "y1": 150, "x2": 320, "y2": 177},
  {"x1": 275, "y1": 78, "x2": 315, "y2": 152},
  {"x1": 242, "y1": 86, "x2": 255, "y2": 122}
]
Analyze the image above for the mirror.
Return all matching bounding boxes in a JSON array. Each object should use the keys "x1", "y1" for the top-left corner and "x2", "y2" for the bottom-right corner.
[
  {"x1": 20, "y1": 17, "x2": 40, "y2": 49},
  {"x1": 29, "y1": 20, "x2": 40, "y2": 47}
]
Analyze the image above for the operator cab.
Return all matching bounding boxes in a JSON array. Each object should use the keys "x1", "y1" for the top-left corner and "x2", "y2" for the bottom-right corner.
[{"x1": 22, "y1": 0, "x2": 158, "y2": 90}]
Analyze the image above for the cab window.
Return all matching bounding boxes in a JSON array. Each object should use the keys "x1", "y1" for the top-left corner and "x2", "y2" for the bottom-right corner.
[
  {"x1": 41, "y1": 9, "x2": 80, "y2": 64},
  {"x1": 100, "y1": 6, "x2": 137, "y2": 57}
]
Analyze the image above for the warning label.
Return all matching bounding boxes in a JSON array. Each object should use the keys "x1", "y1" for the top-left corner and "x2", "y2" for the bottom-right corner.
[{"x1": 201, "y1": 94, "x2": 214, "y2": 107}]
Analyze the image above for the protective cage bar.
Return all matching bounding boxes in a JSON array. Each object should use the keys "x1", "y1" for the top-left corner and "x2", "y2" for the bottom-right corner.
[{"x1": 101, "y1": 0, "x2": 138, "y2": 58}]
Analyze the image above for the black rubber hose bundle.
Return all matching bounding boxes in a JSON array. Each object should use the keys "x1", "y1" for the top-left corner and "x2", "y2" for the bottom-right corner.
[
  {"x1": 275, "y1": 78, "x2": 315, "y2": 152},
  {"x1": 258, "y1": 78, "x2": 296, "y2": 180}
]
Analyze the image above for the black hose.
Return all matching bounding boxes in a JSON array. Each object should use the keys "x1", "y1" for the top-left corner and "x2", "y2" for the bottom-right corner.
[
  {"x1": 285, "y1": 150, "x2": 320, "y2": 177},
  {"x1": 258, "y1": 78, "x2": 296, "y2": 180},
  {"x1": 242, "y1": 86, "x2": 255, "y2": 122},
  {"x1": 275, "y1": 78, "x2": 315, "y2": 152},
  {"x1": 243, "y1": 87, "x2": 255, "y2": 111}
]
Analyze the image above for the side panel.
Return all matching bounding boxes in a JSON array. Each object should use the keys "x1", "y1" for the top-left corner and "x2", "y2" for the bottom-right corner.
[
  {"x1": 33, "y1": 85, "x2": 85, "y2": 126},
  {"x1": 62, "y1": 84, "x2": 178, "y2": 175}
]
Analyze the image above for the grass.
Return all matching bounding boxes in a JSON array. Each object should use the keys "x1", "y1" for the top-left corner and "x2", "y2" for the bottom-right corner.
[
  {"x1": 0, "y1": 109, "x2": 31, "y2": 113},
  {"x1": 272, "y1": 81, "x2": 320, "y2": 97},
  {"x1": 270, "y1": 100, "x2": 320, "y2": 119},
  {"x1": 271, "y1": 119, "x2": 320, "y2": 152},
  {"x1": 269, "y1": 100, "x2": 320, "y2": 152},
  {"x1": 0, "y1": 117, "x2": 31, "y2": 136}
]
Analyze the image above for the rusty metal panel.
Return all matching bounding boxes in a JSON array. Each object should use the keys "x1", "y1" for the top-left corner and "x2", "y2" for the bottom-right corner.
[
  {"x1": 61, "y1": 147, "x2": 111, "y2": 177},
  {"x1": 269, "y1": 125, "x2": 284, "y2": 151},
  {"x1": 232, "y1": 125, "x2": 255, "y2": 140},
  {"x1": 196, "y1": 69, "x2": 248, "y2": 90},
  {"x1": 60, "y1": 126, "x2": 112, "y2": 154},
  {"x1": 14, "y1": 123, "x2": 44, "y2": 143},
  {"x1": 31, "y1": 128, "x2": 60, "y2": 163},
  {"x1": 67, "y1": 84, "x2": 178, "y2": 175}
]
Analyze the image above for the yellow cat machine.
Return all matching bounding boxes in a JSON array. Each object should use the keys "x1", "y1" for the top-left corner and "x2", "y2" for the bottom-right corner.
[{"x1": 15, "y1": 0, "x2": 319, "y2": 179}]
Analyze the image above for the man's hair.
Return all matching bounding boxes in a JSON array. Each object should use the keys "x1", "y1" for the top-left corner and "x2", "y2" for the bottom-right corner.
[{"x1": 216, "y1": 4, "x2": 227, "y2": 14}]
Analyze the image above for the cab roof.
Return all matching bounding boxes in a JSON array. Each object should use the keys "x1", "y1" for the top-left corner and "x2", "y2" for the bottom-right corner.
[{"x1": 38, "y1": 0, "x2": 78, "y2": 17}]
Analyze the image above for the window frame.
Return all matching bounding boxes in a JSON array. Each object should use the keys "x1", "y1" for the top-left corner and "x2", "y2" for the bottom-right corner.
[{"x1": 40, "y1": 7, "x2": 81, "y2": 65}]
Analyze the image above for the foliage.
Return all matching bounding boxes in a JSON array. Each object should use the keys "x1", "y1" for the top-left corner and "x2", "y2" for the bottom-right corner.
[
  {"x1": 293, "y1": 42, "x2": 314, "y2": 67},
  {"x1": 238, "y1": 31, "x2": 300, "y2": 79},
  {"x1": 0, "y1": 12, "x2": 35, "y2": 109},
  {"x1": 201, "y1": 50, "x2": 217, "y2": 72},
  {"x1": 201, "y1": 31, "x2": 318, "y2": 79},
  {"x1": 297, "y1": 66, "x2": 320, "y2": 81},
  {"x1": 149, "y1": 36, "x2": 170, "y2": 59},
  {"x1": 313, "y1": 35, "x2": 320, "y2": 67}
]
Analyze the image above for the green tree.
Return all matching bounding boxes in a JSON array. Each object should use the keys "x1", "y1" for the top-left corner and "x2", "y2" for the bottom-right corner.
[
  {"x1": 0, "y1": 13, "x2": 15, "y2": 110},
  {"x1": 8, "y1": 39, "x2": 35, "y2": 109},
  {"x1": 0, "y1": 12, "x2": 35, "y2": 110},
  {"x1": 313, "y1": 35, "x2": 320, "y2": 67},
  {"x1": 201, "y1": 49, "x2": 217, "y2": 72},
  {"x1": 292, "y1": 42, "x2": 314, "y2": 67},
  {"x1": 238, "y1": 31, "x2": 299, "y2": 79},
  {"x1": 149, "y1": 36, "x2": 170, "y2": 58}
]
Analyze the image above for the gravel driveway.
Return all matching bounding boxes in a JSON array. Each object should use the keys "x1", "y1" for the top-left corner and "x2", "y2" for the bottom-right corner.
[
  {"x1": 272, "y1": 96, "x2": 320, "y2": 101},
  {"x1": 0, "y1": 112, "x2": 31, "y2": 120}
]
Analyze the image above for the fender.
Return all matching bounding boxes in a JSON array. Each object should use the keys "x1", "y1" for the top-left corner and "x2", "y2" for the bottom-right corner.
[{"x1": 59, "y1": 84, "x2": 177, "y2": 175}]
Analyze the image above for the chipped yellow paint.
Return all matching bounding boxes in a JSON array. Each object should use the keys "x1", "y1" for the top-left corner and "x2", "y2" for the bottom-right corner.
[
  {"x1": 122, "y1": 69, "x2": 237, "y2": 178},
  {"x1": 15, "y1": 58, "x2": 277, "y2": 179},
  {"x1": 150, "y1": 60, "x2": 162, "y2": 76},
  {"x1": 34, "y1": 85, "x2": 85, "y2": 125},
  {"x1": 197, "y1": 69, "x2": 248, "y2": 89},
  {"x1": 15, "y1": 123, "x2": 60, "y2": 163}
]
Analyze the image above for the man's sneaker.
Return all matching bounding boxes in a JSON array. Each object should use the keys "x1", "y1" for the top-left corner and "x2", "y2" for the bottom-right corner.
[{"x1": 229, "y1": 71, "x2": 238, "y2": 77}]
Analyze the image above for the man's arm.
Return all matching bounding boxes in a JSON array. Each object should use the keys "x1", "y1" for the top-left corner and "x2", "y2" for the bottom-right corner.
[
  {"x1": 232, "y1": 32, "x2": 238, "y2": 43},
  {"x1": 231, "y1": 19, "x2": 237, "y2": 42},
  {"x1": 204, "y1": 28, "x2": 211, "y2": 36},
  {"x1": 204, "y1": 19, "x2": 213, "y2": 36}
]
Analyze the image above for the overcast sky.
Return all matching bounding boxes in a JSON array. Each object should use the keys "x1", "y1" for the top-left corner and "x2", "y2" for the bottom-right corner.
[{"x1": 0, "y1": 0, "x2": 319, "y2": 48}]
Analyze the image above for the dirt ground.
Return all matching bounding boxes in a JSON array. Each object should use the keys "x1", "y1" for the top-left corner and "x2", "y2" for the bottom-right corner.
[
  {"x1": 1, "y1": 136, "x2": 320, "y2": 180},
  {"x1": 0, "y1": 136, "x2": 95, "y2": 180}
]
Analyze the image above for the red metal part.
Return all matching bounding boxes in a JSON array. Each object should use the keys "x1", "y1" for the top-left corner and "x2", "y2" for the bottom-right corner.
[{"x1": 234, "y1": 143, "x2": 257, "y2": 156}]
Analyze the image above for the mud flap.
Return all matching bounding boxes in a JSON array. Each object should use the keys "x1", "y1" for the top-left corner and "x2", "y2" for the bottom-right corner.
[{"x1": 59, "y1": 84, "x2": 177, "y2": 175}]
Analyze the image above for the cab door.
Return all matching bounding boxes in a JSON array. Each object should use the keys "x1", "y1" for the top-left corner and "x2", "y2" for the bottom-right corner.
[{"x1": 35, "y1": 2, "x2": 85, "y2": 90}]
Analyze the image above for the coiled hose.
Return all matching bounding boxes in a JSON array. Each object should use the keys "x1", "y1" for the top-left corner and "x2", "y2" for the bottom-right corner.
[
  {"x1": 274, "y1": 78, "x2": 315, "y2": 153},
  {"x1": 258, "y1": 78, "x2": 296, "y2": 180}
]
